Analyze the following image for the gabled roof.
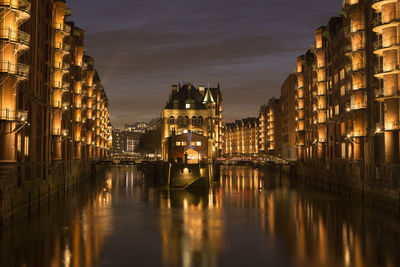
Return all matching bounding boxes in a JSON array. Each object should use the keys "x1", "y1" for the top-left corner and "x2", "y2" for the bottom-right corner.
[
  {"x1": 165, "y1": 84, "x2": 207, "y2": 110},
  {"x1": 202, "y1": 88, "x2": 215, "y2": 103}
]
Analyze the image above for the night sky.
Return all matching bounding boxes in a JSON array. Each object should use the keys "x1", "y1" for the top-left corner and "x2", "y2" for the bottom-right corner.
[{"x1": 67, "y1": 0, "x2": 342, "y2": 128}]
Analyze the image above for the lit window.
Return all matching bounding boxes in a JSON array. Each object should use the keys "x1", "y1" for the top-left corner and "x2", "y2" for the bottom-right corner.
[
  {"x1": 24, "y1": 136, "x2": 29, "y2": 156},
  {"x1": 186, "y1": 103, "x2": 190, "y2": 109},
  {"x1": 196, "y1": 141, "x2": 201, "y2": 146},
  {"x1": 17, "y1": 134, "x2": 21, "y2": 153}
]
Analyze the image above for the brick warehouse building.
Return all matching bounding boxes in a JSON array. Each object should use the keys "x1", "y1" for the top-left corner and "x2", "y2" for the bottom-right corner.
[
  {"x1": 293, "y1": 0, "x2": 400, "y2": 201},
  {"x1": 0, "y1": 0, "x2": 111, "y2": 222}
]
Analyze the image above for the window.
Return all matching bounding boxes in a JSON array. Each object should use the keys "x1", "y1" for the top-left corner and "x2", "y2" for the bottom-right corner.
[
  {"x1": 190, "y1": 141, "x2": 202, "y2": 147},
  {"x1": 192, "y1": 116, "x2": 196, "y2": 126},
  {"x1": 185, "y1": 103, "x2": 191, "y2": 109},
  {"x1": 169, "y1": 116, "x2": 175, "y2": 125},
  {"x1": 340, "y1": 69, "x2": 345, "y2": 80},
  {"x1": 17, "y1": 134, "x2": 21, "y2": 153},
  {"x1": 334, "y1": 73, "x2": 338, "y2": 84},
  {"x1": 176, "y1": 141, "x2": 186, "y2": 146},
  {"x1": 335, "y1": 105, "x2": 339, "y2": 115},
  {"x1": 24, "y1": 136, "x2": 29, "y2": 156},
  {"x1": 184, "y1": 116, "x2": 189, "y2": 125},
  {"x1": 178, "y1": 116, "x2": 183, "y2": 125},
  {"x1": 197, "y1": 117, "x2": 203, "y2": 126},
  {"x1": 340, "y1": 85, "x2": 345, "y2": 96}
]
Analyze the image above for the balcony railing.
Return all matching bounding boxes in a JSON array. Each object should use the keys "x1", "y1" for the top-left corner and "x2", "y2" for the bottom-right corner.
[
  {"x1": 344, "y1": 24, "x2": 364, "y2": 35},
  {"x1": 375, "y1": 87, "x2": 400, "y2": 99},
  {"x1": 349, "y1": 103, "x2": 367, "y2": 110},
  {"x1": 353, "y1": 83, "x2": 366, "y2": 90},
  {"x1": 0, "y1": 28, "x2": 30, "y2": 46},
  {"x1": 51, "y1": 101, "x2": 69, "y2": 109},
  {"x1": 53, "y1": 23, "x2": 71, "y2": 34},
  {"x1": 342, "y1": 0, "x2": 359, "y2": 8},
  {"x1": 349, "y1": 130, "x2": 367, "y2": 137},
  {"x1": 393, "y1": 121, "x2": 400, "y2": 130},
  {"x1": 373, "y1": 36, "x2": 400, "y2": 51},
  {"x1": 375, "y1": 61, "x2": 400, "y2": 75},
  {"x1": 0, "y1": 108, "x2": 28, "y2": 121},
  {"x1": 0, "y1": 0, "x2": 31, "y2": 14},
  {"x1": 352, "y1": 63, "x2": 365, "y2": 72},
  {"x1": 373, "y1": 11, "x2": 400, "y2": 27},
  {"x1": 0, "y1": 61, "x2": 29, "y2": 79}
]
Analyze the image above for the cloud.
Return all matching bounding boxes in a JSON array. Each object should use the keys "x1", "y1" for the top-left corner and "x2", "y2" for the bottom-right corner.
[{"x1": 66, "y1": 0, "x2": 342, "y2": 127}]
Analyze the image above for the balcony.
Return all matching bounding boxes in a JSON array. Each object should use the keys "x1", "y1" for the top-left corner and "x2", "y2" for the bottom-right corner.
[
  {"x1": 344, "y1": 24, "x2": 364, "y2": 36},
  {"x1": 348, "y1": 130, "x2": 367, "y2": 137},
  {"x1": 348, "y1": 103, "x2": 367, "y2": 111},
  {"x1": 0, "y1": 28, "x2": 30, "y2": 51},
  {"x1": 392, "y1": 121, "x2": 400, "y2": 130},
  {"x1": 342, "y1": 0, "x2": 359, "y2": 8},
  {"x1": 372, "y1": 0, "x2": 398, "y2": 11},
  {"x1": 0, "y1": 0, "x2": 31, "y2": 22},
  {"x1": 375, "y1": 87, "x2": 400, "y2": 100},
  {"x1": 352, "y1": 63, "x2": 365, "y2": 73},
  {"x1": 53, "y1": 23, "x2": 71, "y2": 35},
  {"x1": 53, "y1": 42, "x2": 70, "y2": 55},
  {"x1": 0, "y1": 108, "x2": 27, "y2": 121},
  {"x1": 373, "y1": 11, "x2": 400, "y2": 34},
  {"x1": 373, "y1": 36, "x2": 400, "y2": 55},
  {"x1": 352, "y1": 82, "x2": 366, "y2": 91},
  {"x1": 0, "y1": 61, "x2": 29, "y2": 80},
  {"x1": 374, "y1": 61, "x2": 400, "y2": 78},
  {"x1": 51, "y1": 100, "x2": 69, "y2": 110},
  {"x1": 51, "y1": 128, "x2": 68, "y2": 136}
]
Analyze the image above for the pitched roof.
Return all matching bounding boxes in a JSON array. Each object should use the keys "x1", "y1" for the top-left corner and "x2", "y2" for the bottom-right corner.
[
  {"x1": 165, "y1": 84, "x2": 207, "y2": 110},
  {"x1": 202, "y1": 88, "x2": 215, "y2": 103}
]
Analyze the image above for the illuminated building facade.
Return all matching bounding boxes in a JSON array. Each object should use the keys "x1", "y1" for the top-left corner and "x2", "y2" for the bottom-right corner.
[
  {"x1": 161, "y1": 84, "x2": 222, "y2": 161},
  {"x1": 293, "y1": 0, "x2": 400, "y2": 198},
  {"x1": 0, "y1": 0, "x2": 111, "y2": 223},
  {"x1": 259, "y1": 98, "x2": 279, "y2": 155},
  {"x1": 258, "y1": 75, "x2": 296, "y2": 160},
  {"x1": 223, "y1": 118, "x2": 259, "y2": 156}
]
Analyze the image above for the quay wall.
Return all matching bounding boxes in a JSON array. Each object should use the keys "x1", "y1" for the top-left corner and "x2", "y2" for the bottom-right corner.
[
  {"x1": 0, "y1": 161, "x2": 106, "y2": 226},
  {"x1": 294, "y1": 161, "x2": 400, "y2": 206}
]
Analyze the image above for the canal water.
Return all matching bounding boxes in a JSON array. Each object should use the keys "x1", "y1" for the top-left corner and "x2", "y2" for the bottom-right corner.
[{"x1": 1, "y1": 165, "x2": 400, "y2": 267}]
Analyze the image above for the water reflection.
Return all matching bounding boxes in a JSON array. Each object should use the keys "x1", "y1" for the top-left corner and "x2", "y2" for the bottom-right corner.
[{"x1": 1, "y1": 165, "x2": 400, "y2": 267}]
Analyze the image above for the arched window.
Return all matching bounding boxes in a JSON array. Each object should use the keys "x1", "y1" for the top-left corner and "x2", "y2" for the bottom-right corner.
[
  {"x1": 197, "y1": 116, "x2": 203, "y2": 126},
  {"x1": 184, "y1": 116, "x2": 189, "y2": 125},
  {"x1": 168, "y1": 116, "x2": 175, "y2": 125},
  {"x1": 178, "y1": 116, "x2": 183, "y2": 125},
  {"x1": 191, "y1": 116, "x2": 197, "y2": 126}
]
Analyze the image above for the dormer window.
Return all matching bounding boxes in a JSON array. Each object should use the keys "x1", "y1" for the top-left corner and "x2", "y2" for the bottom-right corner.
[{"x1": 185, "y1": 103, "x2": 191, "y2": 109}]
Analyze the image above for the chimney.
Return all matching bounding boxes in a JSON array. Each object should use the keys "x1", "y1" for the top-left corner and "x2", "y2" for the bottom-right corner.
[{"x1": 199, "y1": 85, "x2": 205, "y2": 95}]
